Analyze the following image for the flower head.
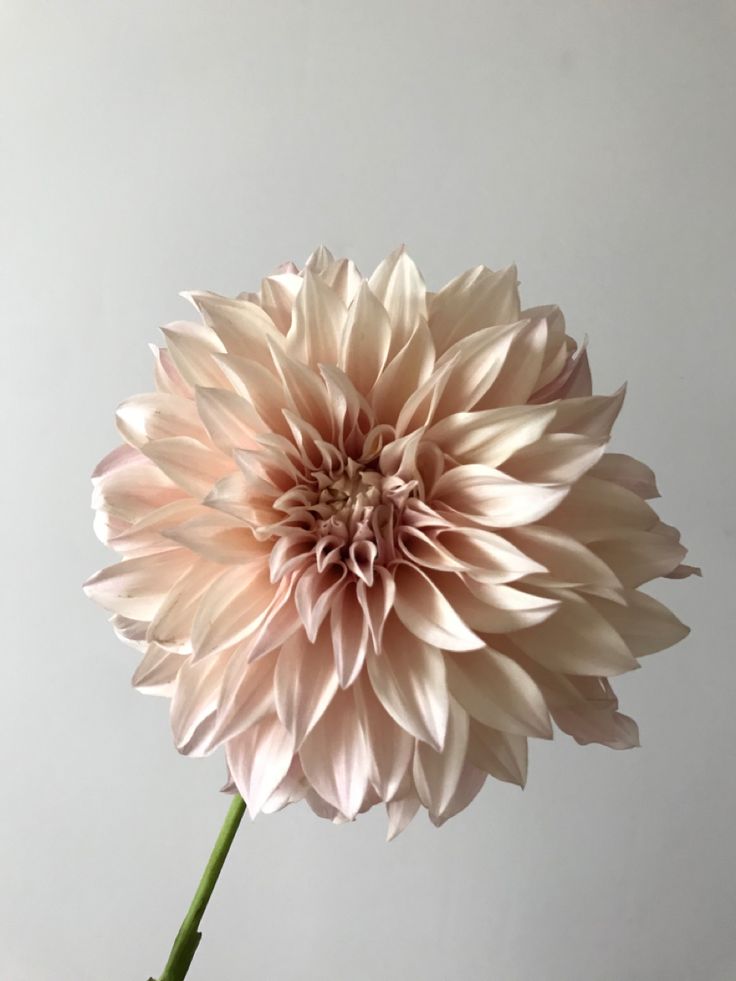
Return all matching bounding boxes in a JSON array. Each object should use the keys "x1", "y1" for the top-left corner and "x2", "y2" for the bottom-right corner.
[{"x1": 86, "y1": 246, "x2": 696, "y2": 837}]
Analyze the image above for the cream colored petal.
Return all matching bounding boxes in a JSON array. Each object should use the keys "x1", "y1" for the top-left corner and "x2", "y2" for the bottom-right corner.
[
  {"x1": 474, "y1": 316, "x2": 548, "y2": 409},
  {"x1": 429, "y1": 763, "x2": 487, "y2": 827},
  {"x1": 368, "y1": 616, "x2": 449, "y2": 749},
  {"x1": 226, "y1": 714, "x2": 295, "y2": 817},
  {"x1": 330, "y1": 583, "x2": 371, "y2": 688},
  {"x1": 205, "y1": 648, "x2": 279, "y2": 749},
  {"x1": 467, "y1": 723, "x2": 528, "y2": 787},
  {"x1": 92, "y1": 447, "x2": 186, "y2": 525},
  {"x1": 274, "y1": 627, "x2": 339, "y2": 748},
  {"x1": 299, "y1": 687, "x2": 371, "y2": 820},
  {"x1": 268, "y1": 345, "x2": 333, "y2": 435},
  {"x1": 446, "y1": 648, "x2": 553, "y2": 738},
  {"x1": 432, "y1": 465, "x2": 569, "y2": 529},
  {"x1": 393, "y1": 564, "x2": 484, "y2": 651},
  {"x1": 590, "y1": 531, "x2": 686, "y2": 587},
  {"x1": 435, "y1": 527, "x2": 547, "y2": 582},
  {"x1": 587, "y1": 589, "x2": 690, "y2": 656},
  {"x1": 295, "y1": 566, "x2": 348, "y2": 642},
  {"x1": 356, "y1": 566, "x2": 396, "y2": 652},
  {"x1": 505, "y1": 525, "x2": 621, "y2": 589},
  {"x1": 368, "y1": 246, "x2": 426, "y2": 358},
  {"x1": 385, "y1": 795, "x2": 421, "y2": 841},
  {"x1": 116, "y1": 393, "x2": 205, "y2": 449},
  {"x1": 183, "y1": 290, "x2": 284, "y2": 362},
  {"x1": 142, "y1": 436, "x2": 236, "y2": 500},
  {"x1": 260, "y1": 272, "x2": 302, "y2": 334},
  {"x1": 541, "y1": 476, "x2": 658, "y2": 543},
  {"x1": 83, "y1": 548, "x2": 191, "y2": 619},
  {"x1": 131, "y1": 643, "x2": 184, "y2": 696},
  {"x1": 163, "y1": 514, "x2": 267, "y2": 565},
  {"x1": 286, "y1": 269, "x2": 346, "y2": 368},
  {"x1": 370, "y1": 319, "x2": 436, "y2": 425},
  {"x1": 150, "y1": 344, "x2": 193, "y2": 398},
  {"x1": 354, "y1": 674, "x2": 414, "y2": 802},
  {"x1": 437, "y1": 574, "x2": 560, "y2": 633},
  {"x1": 147, "y1": 560, "x2": 220, "y2": 652},
  {"x1": 512, "y1": 589, "x2": 639, "y2": 676},
  {"x1": 195, "y1": 387, "x2": 263, "y2": 453},
  {"x1": 428, "y1": 264, "x2": 520, "y2": 356},
  {"x1": 212, "y1": 354, "x2": 290, "y2": 437},
  {"x1": 413, "y1": 697, "x2": 470, "y2": 819},
  {"x1": 426, "y1": 403, "x2": 557, "y2": 468},
  {"x1": 191, "y1": 562, "x2": 275, "y2": 660},
  {"x1": 161, "y1": 321, "x2": 230, "y2": 389},
  {"x1": 546, "y1": 387, "x2": 626, "y2": 438},
  {"x1": 339, "y1": 281, "x2": 392, "y2": 395},
  {"x1": 503, "y1": 434, "x2": 608, "y2": 484},
  {"x1": 589, "y1": 452, "x2": 660, "y2": 499},
  {"x1": 170, "y1": 648, "x2": 232, "y2": 756}
]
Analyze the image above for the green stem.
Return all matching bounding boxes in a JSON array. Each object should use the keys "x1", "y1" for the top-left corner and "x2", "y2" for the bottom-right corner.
[{"x1": 148, "y1": 795, "x2": 247, "y2": 981}]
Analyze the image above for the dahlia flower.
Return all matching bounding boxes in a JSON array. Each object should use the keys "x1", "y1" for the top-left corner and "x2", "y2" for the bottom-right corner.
[{"x1": 86, "y1": 246, "x2": 696, "y2": 840}]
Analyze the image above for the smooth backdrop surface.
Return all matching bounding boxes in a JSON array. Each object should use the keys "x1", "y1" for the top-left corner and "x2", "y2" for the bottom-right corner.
[{"x1": 1, "y1": 2, "x2": 734, "y2": 979}]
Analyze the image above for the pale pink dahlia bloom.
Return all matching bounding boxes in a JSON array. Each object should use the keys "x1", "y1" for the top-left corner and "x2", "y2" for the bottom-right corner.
[{"x1": 86, "y1": 247, "x2": 696, "y2": 838}]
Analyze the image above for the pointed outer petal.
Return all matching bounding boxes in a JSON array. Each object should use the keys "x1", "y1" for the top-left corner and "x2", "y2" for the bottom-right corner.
[
  {"x1": 511, "y1": 589, "x2": 640, "y2": 676},
  {"x1": 546, "y1": 387, "x2": 626, "y2": 439},
  {"x1": 589, "y1": 453, "x2": 660, "y2": 499},
  {"x1": 368, "y1": 246, "x2": 426, "y2": 358},
  {"x1": 467, "y1": 723, "x2": 528, "y2": 787},
  {"x1": 273, "y1": 627, "x2": 339, "y2": 749},
  {"x1": 204, "y1": 470, "x2": 261, "y2": 524},
  {"x1": 554, "y1": 697, "x2": 640, "y2": 749},
  {"x1": 445, "y1": 648, "x2": 553, "y2": 738},
  {"x1": 502, "y1": 434, "x2": 608, "y2": 485},
  {"x1": 286, "y1": 269, "x2": 346, "y2": 368},
  {"x1": 131, "y1": 644, "x2": 185, "y2": 695},
  {"x1": 665, "y1": 563, "x2": 702, "y2": 580},
  {"x1": 183, "y1": 291, "x2": 284, "y2": 363},
  {"x1": 330, "y1": 583, "x2": 371, "y2": 688},
  {"x1": 393, "y1": 564, "x2": 484, "y2": 651},
  {"x1": 191, "y1": 562, "x2": 277, "y2": 660},
  {"x1": 304, "y1": 790, "x2": 346, "y2": 822},
  {"x1": 589, "y1": 531, "x2": 687, "y2": 588},
  {"x1": 354, "y1": 674, "x2": 415, "y2": 802},
  {"x1": 147, "y1": 560, "x2": 220, "y2": 652},
  {"x1": 161, "y1": 321, "x2": 230, "y2": 389},
  {"x1": 238, "y1": 574, "x2": 303, "y2": 662},
  {"x1": 112, "y1": 614, "x2": 149, "y2": 649},
  {"x1": 83, "y1": 549, "x2": 191, "y2": 618},
  {"x1": 260, "y1": 273, "x2": 302, "y2": 334},
  {"x1": 115, "y1": 393, "x2": 205, "y2": 449},
  {"x1": 370, "y1": 318, "x2": 436, "y2": 425},
  {"x1": 430, "y1": 763, "x2": 487, "y2": 827},
  {"x1": 436, "y1": 574, "x2": 560, "y2": 633},
  {"x1": 428, "y1": 264, "x2": 520, "y2": 356},
  {"x1": 195, "y1": 387, "x2": 262, "y2": 453},
  {"x1": 299, "y1": 686, "x2": 371, "y2": 820},
  {"x1": 413, "y1": 697, "x2": 470, "y2": 819},
  {"x1": 304, "y1": 244, "x2": 335, "y2": 274},
  {"x1": 170, "y1": 648, "x2": 232, "y2": 757},
  {"x1": 474, "y1": 317, "x2": 548, "y2": 409},
  {"x1": 426, "y1": 403, "x2": 557, "y2": 468},
  {"x1": 432, "y1": 321, "x2": 529, "y2": 418},
  {"x1": 356, "y1": 566, "x2": 396, "y2": 652},
  {"x1": 541, "y1": 476, "x2": 658, "y2": 543},
  {"x1": 434, "y1": 527, "x2": 548, "y2": 583},
  {"x1": 320, "y1": 257, "x2": 363, "y2": 306},
  {"x1": 212, "y1": 354, "x2": 290, "y2": 437},
  {"x1": 151, "y1": 344, "x2": 193, "y2": 398},
  {"x1": 141, "y1": 436, "x2": 235, "y2": 500},
  {"x1": 339, "y1": 281, "x2": 392, "y2": 394},
  {"x1": 162, "y1": 513, "x2": 266, "y2": 565},
  {"x1": 198, "y1": 647, "x2": 279, "y2": 752},
  {"x1": 556, "y1": 346, "x2": 592, "y2": 399},
  {"x1": 260, "y1": 758, "x2": 308, "y2": 814},
  {"x1": 268, "y1": 345, "x2": 332, "y2": 435},
  {"x1": 225, "y1": 714, "x2": 296, "y2": 817},
  {"x1": 108, "y1": 499, "x2": 210, "y2": 555},
  {"x1": 505, "y1": 524, "x2": 621, "y2": 589},
  {"x1": 587, "y1": 589, "x2": 690, "y2": 657},
  {"x1": 367, "y1": 616, "x2": 449, "y2": 749},
  {"x1": 431, "y1": 465, "x2": 569, "y2": 529},
  {"x1": 92, "y1": 450, "x2": 187, "y2": 524},
  {"x1": 395, "y1": 357, "x2": 458, "y2": 434},
  {"x1": 295, "y1": 565, "x2": 348, "y2": 643},
  {"x1": 386, "y1": 795, "x2": 422, "y2": 841}
]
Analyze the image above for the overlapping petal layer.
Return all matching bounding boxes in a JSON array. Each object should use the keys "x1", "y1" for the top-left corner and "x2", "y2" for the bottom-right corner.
[{"x1": 86, "y1": 246, "x2": 696, "y2": 836}]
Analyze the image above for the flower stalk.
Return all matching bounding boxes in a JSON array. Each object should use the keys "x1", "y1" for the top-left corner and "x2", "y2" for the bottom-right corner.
[{"x1": 148, "y1": 795, "x2": 247, "y2": 981}]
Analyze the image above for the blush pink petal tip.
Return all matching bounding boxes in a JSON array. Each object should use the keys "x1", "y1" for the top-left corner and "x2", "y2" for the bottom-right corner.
[{"x1": 87, "y1": 245, "x2": 695, "y2": 838}]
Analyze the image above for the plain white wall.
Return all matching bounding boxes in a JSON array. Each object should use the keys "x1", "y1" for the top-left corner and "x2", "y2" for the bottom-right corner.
[{"x1": 1, "y1": 2, "x2": 734, "y2": 979}]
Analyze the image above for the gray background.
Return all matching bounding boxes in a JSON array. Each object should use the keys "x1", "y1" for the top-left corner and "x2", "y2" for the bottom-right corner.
[{"x1": 1, "y1": 2, "x2": 734, "y2": 979}]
